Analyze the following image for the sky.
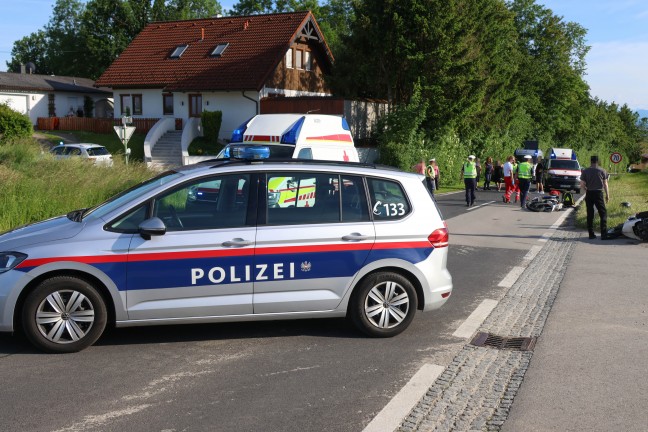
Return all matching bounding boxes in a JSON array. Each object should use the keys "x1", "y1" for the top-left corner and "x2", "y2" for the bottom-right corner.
[{"x1": 1, "y1": 0, "x2": 647, "y2": 111}]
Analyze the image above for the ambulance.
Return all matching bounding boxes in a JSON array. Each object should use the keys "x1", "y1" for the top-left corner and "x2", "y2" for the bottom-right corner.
[
  {"x1": 542, "y1": 148, "x2": 582, "y2": 193},
  {"x1": 218, "y1": 114, "x2": 360, "y2": 207},
  {"x1": 218, "y1": 114, "x2": 359, "y2": 162}
]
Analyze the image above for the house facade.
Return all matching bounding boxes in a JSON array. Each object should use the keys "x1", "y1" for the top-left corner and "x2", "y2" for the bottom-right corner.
[
  {"x1": 96, "y1": 11, "x2": 334, "y2": 141},
  {"x1": 0, "y1": 71, "x2": 112, "y2": 125}
]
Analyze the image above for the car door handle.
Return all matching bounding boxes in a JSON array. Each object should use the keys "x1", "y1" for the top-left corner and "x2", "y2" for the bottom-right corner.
[
  {"x1": 342, "y1": 233, "x2": 371, "y2": 242},
  {"x1": 222, "y1": 238, "x2": 254, "y2": 247}
]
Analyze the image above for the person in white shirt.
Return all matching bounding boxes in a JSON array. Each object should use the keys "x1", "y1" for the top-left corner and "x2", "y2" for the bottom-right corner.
[{"x1": 502, "y1": 155, "x2": 515, "y2": 203}]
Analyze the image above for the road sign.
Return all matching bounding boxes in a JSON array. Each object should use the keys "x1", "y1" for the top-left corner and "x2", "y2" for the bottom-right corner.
[
  {"x1": 114, "y1": 125, "x2": 137, "y2": 165},
  {"x1": 113, "y1": 125, "x2": 136, "y2": 143},
  {"x1": 610, "y1": 152, "x2": 622, "y2": 164}
]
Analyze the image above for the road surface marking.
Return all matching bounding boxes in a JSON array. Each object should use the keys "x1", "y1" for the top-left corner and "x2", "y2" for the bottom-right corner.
[
  {"x1": 362, "y1": 364, "x2": 445, "y2": 432},
  {"x1": 452, "y1": 299, "x2": 499, "y2": 339},
  {"x1": 498, "y1": 266, "x2": 525, "y2": 288},
  {"x1": 523, "y1": 245, "x2": 543, "y2": 262},
  {"x1": 467, "y1": 200, "x2": 496, "y2": 211}
]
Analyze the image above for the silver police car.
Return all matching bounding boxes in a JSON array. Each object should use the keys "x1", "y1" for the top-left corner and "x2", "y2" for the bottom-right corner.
[{"x1": 0, "y1": 150, "x2": 452, "y2": 353}]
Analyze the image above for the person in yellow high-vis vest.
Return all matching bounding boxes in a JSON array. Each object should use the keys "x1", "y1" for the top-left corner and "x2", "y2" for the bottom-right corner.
[
  {"x1": 516, "y1": 155, "x2": 534, "y2": 208},
  {"x1": 460, "y1": 155, "x2": 477, "y2": 207},
  {"x1": 425, "y1": 158, "x2": 436, "y2": 197}
]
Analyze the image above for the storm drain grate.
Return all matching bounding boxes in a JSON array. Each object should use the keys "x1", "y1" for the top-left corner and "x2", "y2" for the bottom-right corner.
[{"x1": 470, "y1": 332, "x2": 537, "y2": 351}]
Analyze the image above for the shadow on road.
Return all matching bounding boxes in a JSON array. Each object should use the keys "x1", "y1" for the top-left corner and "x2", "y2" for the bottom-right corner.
[{"x1": 0, "y1": 317, "x2": 362, "y2": 354}]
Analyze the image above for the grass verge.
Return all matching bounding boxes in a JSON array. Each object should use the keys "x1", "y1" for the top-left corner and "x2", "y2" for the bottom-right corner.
[{"x1": 0, "y1": 137, "x2": 153, "y2": 231}]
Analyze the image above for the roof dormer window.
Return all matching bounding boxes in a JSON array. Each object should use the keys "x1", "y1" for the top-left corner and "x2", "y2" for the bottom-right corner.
[
  {"x1": 170, "y1": 44, "x2": 189, "y2": 59},
  {"x1": 210, "y1": 43, "x2": 229, "y2": 57}
]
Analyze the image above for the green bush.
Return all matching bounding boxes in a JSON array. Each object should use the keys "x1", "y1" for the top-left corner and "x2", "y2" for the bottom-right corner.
[
  {"x1": 0, "y1": 103, "x2": 33, "y2": 140},
  {"x1": 201, "y1": 110, "x2": 222, "y2": 143}
]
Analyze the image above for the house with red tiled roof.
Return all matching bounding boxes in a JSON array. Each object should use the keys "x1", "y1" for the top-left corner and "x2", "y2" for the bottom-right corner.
[{"x1": 95, "y1": 11, "x2": 334, "y2": 167}]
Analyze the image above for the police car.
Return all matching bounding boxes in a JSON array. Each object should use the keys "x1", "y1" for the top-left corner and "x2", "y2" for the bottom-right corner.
[{"x1": 0, "y1": 147, "x2": 452, "y2": 353}]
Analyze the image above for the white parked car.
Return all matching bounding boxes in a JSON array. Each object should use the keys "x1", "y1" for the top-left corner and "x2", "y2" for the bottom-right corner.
[
  {"x1": 50, "y1": 143, "x2": 114, "y2": 166},
  {"x1": 0, "y1": 146, "x2": 452, "y2": 352}
]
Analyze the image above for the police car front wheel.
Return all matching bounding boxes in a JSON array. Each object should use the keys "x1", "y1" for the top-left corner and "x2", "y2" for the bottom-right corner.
[
  {"x1": 350, "y1": 272, "x2": 417, "y2": 337},
  {"x1": 22, "y1": 276, "x2": 108, "y2": 353}
]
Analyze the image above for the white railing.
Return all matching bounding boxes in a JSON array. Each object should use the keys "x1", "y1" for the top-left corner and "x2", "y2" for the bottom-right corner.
[
  {"x1": 144, "y1": 118, "x2": 177, "y2": 167},
  {"x1": 181, "y1": 117, "x2": 203, "y2": 165}
]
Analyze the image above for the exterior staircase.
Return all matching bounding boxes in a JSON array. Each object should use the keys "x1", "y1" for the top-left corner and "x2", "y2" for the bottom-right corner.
[{"x1": 150, "y1": 131, "x2": 183, "y2": 169}]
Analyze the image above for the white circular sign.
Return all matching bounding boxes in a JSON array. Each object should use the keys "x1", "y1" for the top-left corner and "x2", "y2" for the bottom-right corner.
[{"x1": 610, "y1": 152, "x2": 622, "y2": 164}]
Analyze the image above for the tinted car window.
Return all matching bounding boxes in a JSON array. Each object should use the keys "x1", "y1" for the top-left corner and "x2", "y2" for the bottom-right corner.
[
  {"x1": 267, "y1": 172, "x2": 342, "y2": 225},
  {"x1": 86, "y1": 147, "x2": 110, "y2": 156},
  {"x1": 152, "y1": 174, "x2": 251, "y2": 231},
  {"x1": 340, "y1": 175, "x2": 369, "y2": 222},
  {"x1": 367, "y1": 178, "x2": 411, "y2": 220}
]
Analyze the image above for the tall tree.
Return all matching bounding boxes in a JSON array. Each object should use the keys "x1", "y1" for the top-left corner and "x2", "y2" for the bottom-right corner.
[
  {"x1": 6, "y1": 31, "x2": 51, "y2": 74},
  {"x1": 78, "y1": 0, "x2": 137, "y2": 79},
  {"x1": 165, "y1": 0, "x2": 223, "y2": 20},
  {"x1": 45, "y1": 0, "x2": 85, "y2": 76},
  {"x1": 507, "y1": 0, "x2": 590, "y2": 141}
]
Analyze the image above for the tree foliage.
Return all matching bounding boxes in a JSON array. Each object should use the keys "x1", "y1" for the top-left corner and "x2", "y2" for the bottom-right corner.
[
  {"x1": 7, "y1": 0, "x2": 645, "y2": 173},
  {"x1": 7, "y1": 0, "x2": 223, "y2": 79}
]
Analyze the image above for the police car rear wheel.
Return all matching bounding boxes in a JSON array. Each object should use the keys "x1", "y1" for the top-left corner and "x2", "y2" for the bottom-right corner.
[
  {"x1": 22, "y1": 276, "x2": 107, "y2": 353},
  {"x1": 350, "y1": 272, "x2": 416, "y2": 337}
]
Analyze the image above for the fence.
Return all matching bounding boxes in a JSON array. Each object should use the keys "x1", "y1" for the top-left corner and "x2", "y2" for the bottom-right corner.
[{"x1": 37, "y1": 117, "x2": 163, "y2": 134}]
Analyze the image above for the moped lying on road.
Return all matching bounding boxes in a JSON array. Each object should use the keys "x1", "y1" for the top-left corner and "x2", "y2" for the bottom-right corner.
[{"x1": 605, "y1": 211, "x2": 648, "y2": 241}]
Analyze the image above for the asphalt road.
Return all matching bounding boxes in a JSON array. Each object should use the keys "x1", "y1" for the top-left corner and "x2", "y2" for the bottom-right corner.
[{"x1": 0, "y1": 187, "x2": 564, "y2": 432}]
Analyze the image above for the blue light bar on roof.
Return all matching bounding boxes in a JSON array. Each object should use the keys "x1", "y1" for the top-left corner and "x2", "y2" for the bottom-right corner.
[
  {"x1": 230, "y1": 145, "x2": 270, "y2": 160},
  {"x1": 281, "y1": 116, "x2": 305, "y2": 145},
  {"x1": 341, "y1": 117, "x2": 350, "y2": 131},
  {"x1": 231, "y1": 117, "x2": 253, "y2": 143}
]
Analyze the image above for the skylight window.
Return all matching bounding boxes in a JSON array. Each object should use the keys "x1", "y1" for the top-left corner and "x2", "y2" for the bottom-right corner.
[
  {"x1": 210, "y1": 43, "x2": 229, "y2": 57},
  {"x1": 170, "y1": 44, "x2": 189, "y2": 59}
]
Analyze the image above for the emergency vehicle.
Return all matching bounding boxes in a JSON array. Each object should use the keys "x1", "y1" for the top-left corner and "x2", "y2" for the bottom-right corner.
[
  {"x1": 0, "y1": 147, "x2": 452, "y2": 353},
  {"x1": 218, "y1": 114, "x2": 360, "y2": 207},
  {"x1": 514, "y1": 147, "x2": 543, "y2": 164},
  {"x1": 219, "y1": 114, "x2": 359, "y2": 162},
  {"x1": 542, "y1": 148, "x2": 581, "y2": 193}
]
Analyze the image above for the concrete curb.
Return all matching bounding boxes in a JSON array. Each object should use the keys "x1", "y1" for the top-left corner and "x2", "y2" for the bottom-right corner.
[{"x1": 398, "y1": 212, "x2": 579, "y2": 431}]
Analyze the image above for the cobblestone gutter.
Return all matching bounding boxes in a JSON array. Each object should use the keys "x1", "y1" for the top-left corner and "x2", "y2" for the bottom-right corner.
[{"x1": 399, "y1": 227, "x2": 579, "y2": 432}]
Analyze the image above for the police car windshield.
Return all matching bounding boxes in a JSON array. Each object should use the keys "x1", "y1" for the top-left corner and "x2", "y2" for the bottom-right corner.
[
  {"x1": 81, "y1": 171, "x2": 183, "y2": 221},
  {"x1": 217, "y1": 144, "x2": 295, "y2": 159}
]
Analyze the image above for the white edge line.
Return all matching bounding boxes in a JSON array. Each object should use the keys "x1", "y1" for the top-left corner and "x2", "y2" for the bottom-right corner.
[
  {"x1": 523, "y1": 245, "x2": 542, "y2": 261},
  {"x1": 467, "y1": 200, "x2": 496, "y2": 211},
  {"x1": 362, "y1": 363, "x2": 445, "y2": 432},
  {"x1": 452, "y1": 299, "x2": 499, "y2": 339},
  {"x1": 498, "y1": 266, "x2": 526, "y2": 288}
]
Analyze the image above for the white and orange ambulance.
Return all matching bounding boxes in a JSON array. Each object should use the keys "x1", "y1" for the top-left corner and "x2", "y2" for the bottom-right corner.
[
  {"x1": 219, "y1": 114, "x2": 359, "y2": 162},
  {"x1": 218, "y1": 114, "x2": 359, "y2": 207},
  {"x1": 542, "y1": 148, "x2": 582, "y2": 193}
]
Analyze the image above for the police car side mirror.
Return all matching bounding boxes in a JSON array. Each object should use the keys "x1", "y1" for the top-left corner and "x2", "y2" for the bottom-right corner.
[{"x1": 138, "y1": 217, "x2": 167, "y2": 240}]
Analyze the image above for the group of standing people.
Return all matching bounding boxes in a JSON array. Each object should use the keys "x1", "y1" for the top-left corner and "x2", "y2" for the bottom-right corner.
[
  {"x1": 460, "y1": 153, "x2": 546, "y2": 209},
  {"x1": 422, "y1": 152, "x2": 610, "y2": 242}
]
